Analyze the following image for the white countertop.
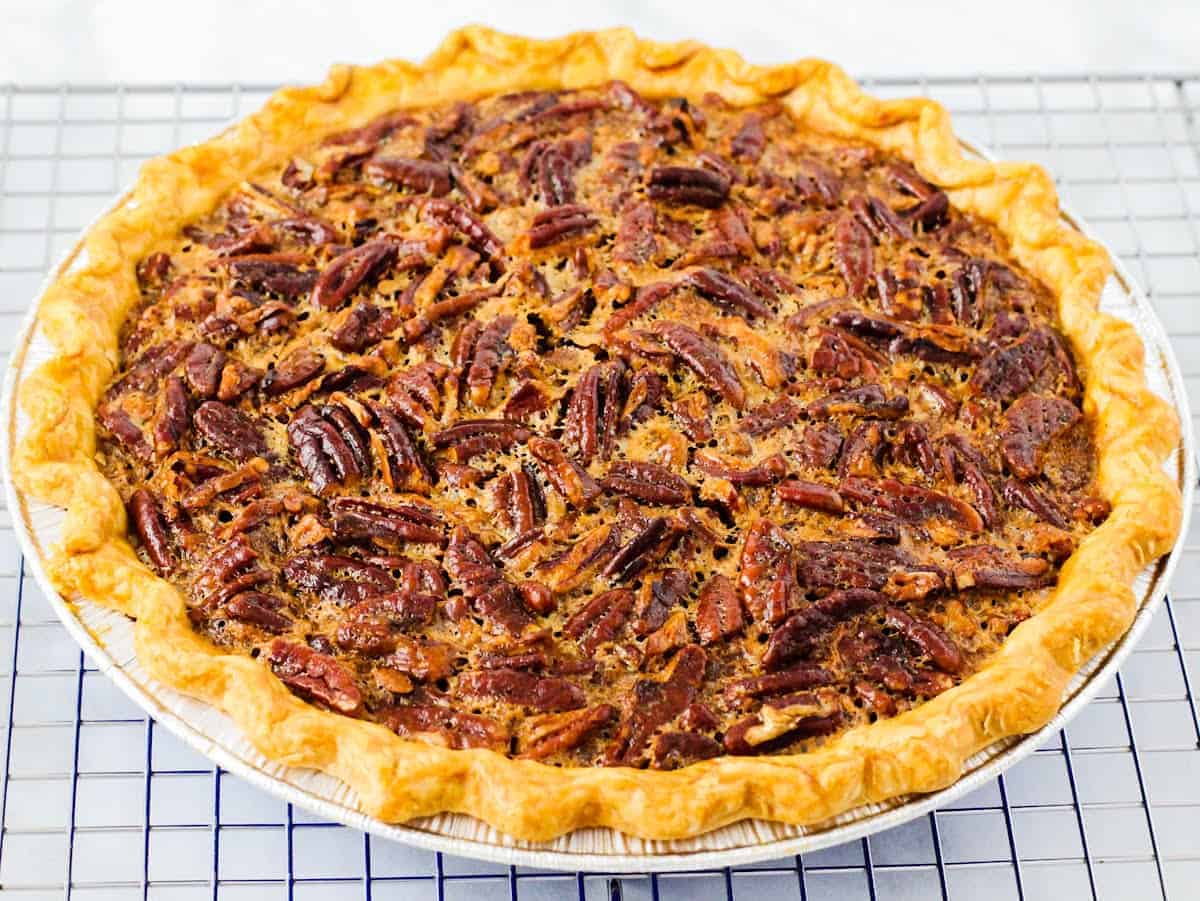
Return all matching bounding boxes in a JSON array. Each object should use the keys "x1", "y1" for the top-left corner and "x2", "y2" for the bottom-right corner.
[{"x1": 2, "y1": 0, "x2": 1198, "y2": 84}]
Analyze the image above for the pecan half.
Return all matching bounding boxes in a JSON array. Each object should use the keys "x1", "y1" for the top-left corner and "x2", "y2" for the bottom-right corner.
[
  {"x1": 646, "y1": 166, "x2": 730, "y2": 208},
  {"x1": 600, "y1": 460, "x2": 689, "y2": 505},
  {"x1": 563, "y1": 588, "x2": 634, "y2": 655},
  {"x1": 808, "y1": 384, "x2": 908, "y2": 420},
  {"x1": 840, "y1": 476, "x2": 984, "y2": 534},
  {"x1": 969, "y1": 328, "x2": 1051, "y2": 405},
  {"x1": 226, "y1": 592, "x2": 292, "y2": 633},
  {"x1": 563, "y1": 361, "x2": 624, "y2": 463},
  {"x1": 153, "y1": 375, "x2": 190, "y2": 456},
  {"x1": 694, "y1": 574, "x2": 744, "y2": 644},
  {"x1": 833, "y1": 213, "x2": 874, "y2": 298},
  {"x1": 695, "y1": 451, "x2": 787, "y2": 486},
  {"x1": 528, "y1": 436, "x2": 601, "y2": 507},
  {"x1": 828, "y1": 310, "x2": 903, "y2": 341},
  {"x1": 650, "y1": 731, "x2": 722, "y2": 769},
  {"x1": 183, "y1": 343, "x2": 226, "y2": 398},
  {"x1": 890, "y1": 421, "x2": 937, "y2": 478},
  {"x1": 606, "y1": 644, "x2": 707, "y2": 765},
  {"x1": 602, "y1": 516, "x2": 681, "y2": 583},
  {"x1": 423, "y1": 199, "x2": 505, "y2": 274},
  {"x1": 283, "y1": 552, "x2": 393, "y2": 605},
  {"x1": 651, "y1": 321, "x2": 745, "y2": 409},
  {"x1": 431, "y1": 419, "x2": 531, "y2": 455},
  {"x1": 465, "y1": 314, "x2": 515, "y2": 406},
  {"x1": 776, "y1": 479, "x2": 845, "y2": 513},
  {"x1": 517, "y1": 704, "x2": 616, "y2": 759},
  {"x1": 263, "y1": 348, "x2": 325, "y2": 395},
  {"x1": 947, "y1": 545, "x2": 1054, "y2": 590},
  {"x1": 882, "y1": 607, "x2": 963, "y2": 674},
  {"x1": 311, "y1": 238, "x2": 399, "y2": 310},
  {"x1": 193, "y1": 401, "x2": 267, "y2": 461},
  {"x1": 445, "y1": 527, "x2": 533, "y2": 634},
  {"x1": 379, "y1": 704, "x2": 507, "y2": 750},
  {"x1": 267, "y1": 639, "x2": 363, "y2": 714},
  {"x1": 345, "y1": 590, "x2": 438, "y2": 629},
  {"x1": 528, "y1": 204, "x2": 598, "y2": 248},
  {"x1": 287, "y1": 405, "x2": 370, "y2": 495},
  {"x1": 225, "y1": 254, "x2": 316, "y2": 299},
  {"x1": 363, "y1": 156, "x2": 452, "y2": 195},
  {"x1": 761, "y1": 609, "x2": 830, "y2": 671},
  {"x1": 731, "y1": 113, "x2": 766, "y2": 160},
  {"x1": 1000, "y1": 395, "x2": 1081, "y2": 479},
  {"x1": 329, "y1": 497, "x2": 442, "y2": 546},
  {"x1": 129, "y1": 489, "x2": 173, "y2": 571},
  {"x1": 795, "y1": 540, "x2": 942, "y2": 597},
  {"x1": 682, "y1": 267, "x2": 772, "y2": 319},
  {"x1": 889, "y1": 326, "x2": 981, "y2": 367},
  {"x1": 492, "y1": 468, "x2": 546, "y2": 535},
  {"x1": 368, "y1": 401, "x2": 432, "y2": 494},
  {"x1": 385, "y1": 637, "x2": 455, "y2": 681},
  {"x1": 740, "y1": 397, "x2": 801, "y2": 437},
  {"x1": 939, "y1": 434, "x2": 999, "y2": 526},
  {"x1": 725, "y1": 664, "x2": 834, "y2": 705},
  {"x1": 1001, "y1": 478, "x2": 1068, "y2": 528},
  {"x1": 810, "y1": 328, "x2": 881, "y2": 380},
  {"x1": 458, "y1": 669, "x2": 586, "y2": 711},
  {"x1": 614, "y1": 201, "x2": 658, "y2": 264},
  {"x1": 799, "y1": 422, "x2": 844, "y2": 469},
  {"x1": 739, "y1": 519, "x2": 800, "y2": 625}
]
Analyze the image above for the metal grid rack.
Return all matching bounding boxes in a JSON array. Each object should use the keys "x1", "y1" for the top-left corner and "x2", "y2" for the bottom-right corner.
[{"x1": 0, "y1": 71, "x2": 1198, "y2": 901}]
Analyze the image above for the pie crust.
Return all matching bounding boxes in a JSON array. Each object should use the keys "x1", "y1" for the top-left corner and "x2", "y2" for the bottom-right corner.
[{"x1": 11, "y1": 27, "x2": 1181, "y2": 840}]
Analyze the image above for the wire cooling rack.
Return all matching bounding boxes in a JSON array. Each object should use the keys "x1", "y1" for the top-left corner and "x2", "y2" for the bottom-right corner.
[{"x1": 0, "y1": 71, "x2": 1198, "y2": 900}]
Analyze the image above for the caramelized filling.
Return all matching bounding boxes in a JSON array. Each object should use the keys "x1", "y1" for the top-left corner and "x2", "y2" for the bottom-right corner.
[{"x1": 97, "y1": 83, "x2": 1107, "y2": 767}]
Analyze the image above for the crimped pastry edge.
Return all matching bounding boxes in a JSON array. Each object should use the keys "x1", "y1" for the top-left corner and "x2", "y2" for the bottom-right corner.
[{"x1": 10, "y1": 26, "x2": 1182, "y2": 841}]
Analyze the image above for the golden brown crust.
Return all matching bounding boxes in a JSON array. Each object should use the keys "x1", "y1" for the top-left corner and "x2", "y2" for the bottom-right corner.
[{"x1": 12, "y1": 26, "x2": 1181, "y2": 840}]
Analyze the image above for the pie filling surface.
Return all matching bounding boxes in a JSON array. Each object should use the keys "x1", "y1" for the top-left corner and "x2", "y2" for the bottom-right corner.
[{"x1": 97, "y1": 82, "x2": 1108, "y2": 768}]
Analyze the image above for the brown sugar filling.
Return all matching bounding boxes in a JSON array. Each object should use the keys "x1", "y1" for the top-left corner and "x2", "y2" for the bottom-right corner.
[{"x1": 95, "y1": 82, "x2": 1108, "y2": 768}]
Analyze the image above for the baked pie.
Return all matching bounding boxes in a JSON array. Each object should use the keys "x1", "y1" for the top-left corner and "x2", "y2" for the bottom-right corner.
[{"x1": 14, "y1": 27, "x2": 1181, "y2": 840}]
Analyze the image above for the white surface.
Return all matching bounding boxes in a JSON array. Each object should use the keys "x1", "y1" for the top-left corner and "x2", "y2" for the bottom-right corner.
[{"x1": 1, "y1": 0, "x2": 1199, "y2": 84}]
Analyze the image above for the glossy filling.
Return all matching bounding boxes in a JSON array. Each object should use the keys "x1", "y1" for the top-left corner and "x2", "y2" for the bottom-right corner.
[{"x1": 96, "y1": 83, "x2": 1107, "y2": 767}]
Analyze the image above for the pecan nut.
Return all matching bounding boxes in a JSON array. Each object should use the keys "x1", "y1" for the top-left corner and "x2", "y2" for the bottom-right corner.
[
  {"x1": 311, "y1": 238, "x2": 399, "y2": 310},
  {"x1": 518, "y1": 704, "x2": 616, "y2": 759},
  {"x1": 128, "y1": 489, "x2": 173, "y2": 571},
  {"x1": 379, "y1": 704, "x2": 507, "y2": 751},
  {"x1": 267, "y1": 639, "x2": 363, "y2": 714},
  {"x1": 194, "y1": 401, "x2": 267, "y2": 461},
  {"x1": 1000, "y1": 394, "x2": 1081, "y2": 479},
  {"x1": 458, "y1": 669, "x2": 586, "y2": 712},
  {"x1": 287, "y1": 404, "x2": 370, "y2": 495},
  {"x1": 650, "y1": 321, "x2": 745, "y2": 409},
  {"x1": 738, "y1": 519, "x2": 801, "y2": 625},
  {"x1": 600, "y1": 460, "x2": 689, "y2": 506},
  {"x1": 363, "y1": 156, "x2": 452, "y2": 195},
  {"x1": 646, "y1": 165, "x2": 730, "y2": 208},
  {"x1": 328, "y1": 497, "x2": 443, "y2": 546},
  {"x1": 528, "y1": 204, "x2": 598, "y2": 248},
  {"x1": 694, "y1": 574, "x2": 744, "y2": 645},
  {"x1": 606, "y1": 644, "x2": 708, "y2": 765}
]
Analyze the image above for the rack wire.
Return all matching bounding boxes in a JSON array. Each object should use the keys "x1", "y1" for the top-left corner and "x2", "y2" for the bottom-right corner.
[{"x1": 0, "y1": 71, "x2": 1197, "y2": 901}]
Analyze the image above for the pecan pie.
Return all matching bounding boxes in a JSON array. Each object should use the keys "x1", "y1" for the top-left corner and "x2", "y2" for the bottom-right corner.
[{"x1": 14, "y1": 29, "x2": 1181, "y2": 840}]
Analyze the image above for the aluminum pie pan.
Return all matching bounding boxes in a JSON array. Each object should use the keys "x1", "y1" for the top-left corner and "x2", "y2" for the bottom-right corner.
[{"x1": 2, "y1": 144, "x2": 1192, "y2": 873}]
